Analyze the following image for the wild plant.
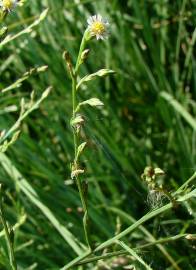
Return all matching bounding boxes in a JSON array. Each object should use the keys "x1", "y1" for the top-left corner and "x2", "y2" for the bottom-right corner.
[
  {"x1": 61, "y1": 13, "x2": 196, "y2": 270},
  {"x1": 63, "y1": 14, "x2": 115, "y2": 251},
  {"x1": 0, "y1": 2, "x2": 195, "y2": 270}
]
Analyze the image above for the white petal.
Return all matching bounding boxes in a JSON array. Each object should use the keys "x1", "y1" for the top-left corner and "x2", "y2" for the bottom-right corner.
[
  {"x1": 97, "y1": 14, "x2": 102, "y2": 21},
  {"x1": 92, "y1": 15, "x2": 97, "y2": 21},
  {"x1": 87, "y1": 16, "x2": 93, "y2": 25}
]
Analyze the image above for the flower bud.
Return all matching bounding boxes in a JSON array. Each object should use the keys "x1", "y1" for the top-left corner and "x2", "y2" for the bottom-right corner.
[
  {"x1": 63, "y1": 50, "x2": 73, "y2": 76},
  {"x1": 80, "y1": 49, "x2": 90, "y2": 64}
]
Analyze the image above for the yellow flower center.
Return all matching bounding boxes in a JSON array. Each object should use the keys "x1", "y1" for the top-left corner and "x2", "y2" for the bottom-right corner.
[
  {"x1": 2, "y1": 0, "x2": 13, "y2": 9},
  {"x1": 91, "y1": 21, "x2": 105, "y2": 35}
]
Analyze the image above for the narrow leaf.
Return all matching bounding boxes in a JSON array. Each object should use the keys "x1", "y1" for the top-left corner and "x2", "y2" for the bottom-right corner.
[
  {"x1": 77, "y1": 69, "x2": 115, "y2": 89},
  {"x1": 160, "y1": 92, "x2": 196, "y2": 130},
  {"x1": 77, "y1": 98, "x2": 104, "y2": 111},
  {"x1": 76, "y1": 142, "x2": 87, "y2": 161}
]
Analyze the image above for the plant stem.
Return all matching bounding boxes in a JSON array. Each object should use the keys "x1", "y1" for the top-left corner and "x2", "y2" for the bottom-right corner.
[
  {"x1": 77, "y1": 233, "x2": 190, "y2": 266},
  {"x1": 138, "y1": 233, "x2": 189, "y2": 249},
  {"x1": 71, "y1": 32, "x2": 91, "y2": 249},
  {"x1": 75, "y1": 30, "x2": 88, "y2": 73},
  {"x1": 77, "y1": 250, "x2": 127, "y2": 265},
  {"x1": 72, "y1": 74, "x2": 78, "y2": 157},
  {"x1": 76, "y1": 175, "x2": 91, "y2": 249},
  {"x1": 0, "y1": 186, "x2": 17, "y2": 270}
]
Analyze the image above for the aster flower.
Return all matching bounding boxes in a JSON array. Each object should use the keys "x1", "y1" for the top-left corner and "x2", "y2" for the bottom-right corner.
[
  {"x1": 87, "y1": 14, "x2": 109, "y2": 40},
  {"x1": 0, "y1": 0, "x2": 18, "y2": 12}
]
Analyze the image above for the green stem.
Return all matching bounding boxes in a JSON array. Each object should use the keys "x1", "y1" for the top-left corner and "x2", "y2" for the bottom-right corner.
[
  {"x1": 72, "y1": 74, "x2": 78, "y2": 157},
  {"x1": 0, "y1": 187, "x2": 17, "y2": 270},
  {"x1": 77, "y1": 250, "x2": 127, "y2": 265},
  {"x1": 77, "y1": 233, "x2": 190, "y2": 266},
  {"x1": 75, "y1": 30, "x2": 89, "y2": 73},
  {"x1": 76, "y1": 176, "x2": 91, "y2": 248},
  {"x1": 71, "y1": 32, "x2": 91, "y2": 249},
  {"x1": 138, "y1": 233, "x2": 189, "y2": 249}
]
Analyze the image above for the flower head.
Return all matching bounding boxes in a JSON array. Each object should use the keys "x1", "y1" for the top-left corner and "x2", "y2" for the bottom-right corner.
[
  {"x1": 0, "y1": 0, "x2": 18, "y2": 12},
  {"x1": 87, "y1": 14, "x2": 109, "y2": 40}
]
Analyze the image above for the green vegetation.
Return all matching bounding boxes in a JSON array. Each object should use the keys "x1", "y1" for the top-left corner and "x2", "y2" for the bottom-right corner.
[{"x1": 0, "y1": 0, "x2": 195, "y2": 269}]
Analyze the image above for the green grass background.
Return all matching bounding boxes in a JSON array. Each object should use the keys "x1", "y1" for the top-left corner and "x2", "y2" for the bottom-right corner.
[{"x1": 0, "y1": 0, "x2": 195, "y2": 269}]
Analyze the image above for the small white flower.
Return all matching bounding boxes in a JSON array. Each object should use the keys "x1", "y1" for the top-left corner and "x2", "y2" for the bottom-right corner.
[
  {"x1": 87, "y1": 14, "x2": 109, "y2": 40},
  {"x1": 0, "y1": 0, "x2": 18, "y2": 12}
]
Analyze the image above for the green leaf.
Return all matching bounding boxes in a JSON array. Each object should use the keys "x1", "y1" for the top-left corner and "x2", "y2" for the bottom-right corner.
[
  {"x1": 77, "y1": 69, "x2": 115, "y2": 89},
  {"x1": 160, "y1": 92, "x2": 196, "y2": 131},
  {"x1": 76, "y1": 98, "x2": 104, "y2": 112},
  {"x1": 76, "y1": 142, "x2": 87, "y2": 161}
]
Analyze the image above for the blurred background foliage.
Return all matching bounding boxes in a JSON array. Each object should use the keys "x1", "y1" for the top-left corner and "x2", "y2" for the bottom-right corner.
[{"x1": 0, "y1": 0, "x2": 195, "y2": 269}]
